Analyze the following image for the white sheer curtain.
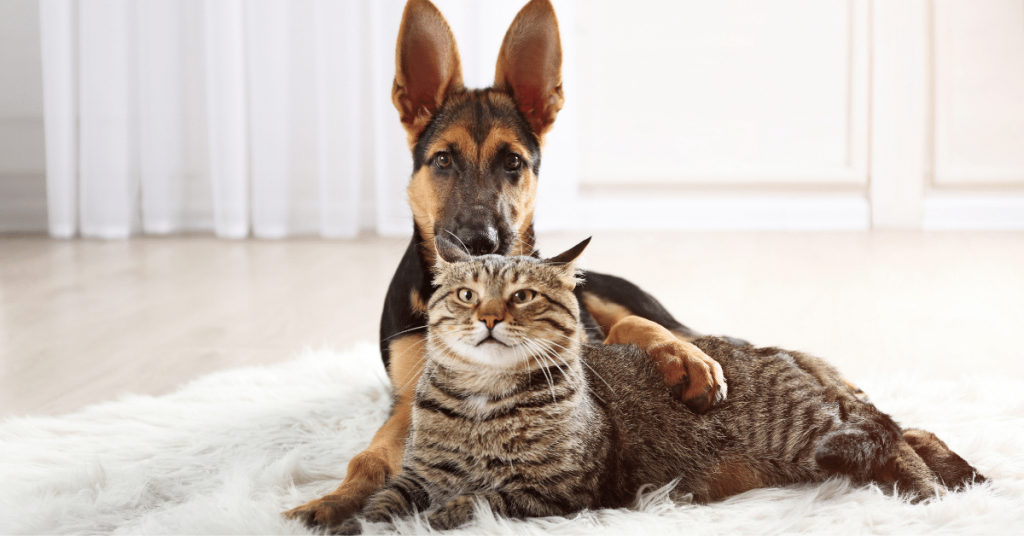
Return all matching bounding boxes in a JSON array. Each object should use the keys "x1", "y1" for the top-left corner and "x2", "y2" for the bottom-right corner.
[{"x1": 38, "y1": 0, "x2": 578, "y2": 239}]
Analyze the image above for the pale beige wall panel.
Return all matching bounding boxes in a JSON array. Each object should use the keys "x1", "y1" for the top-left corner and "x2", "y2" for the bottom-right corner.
[
  {"x1": 577, "y1": 0, "x2": 868, "y2": 186},
  {"x1": 934, "y1": 0, "x2": 1024, "y2": 185}
]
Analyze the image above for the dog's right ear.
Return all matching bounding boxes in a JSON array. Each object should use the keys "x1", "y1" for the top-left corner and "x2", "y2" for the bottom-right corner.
[{"x1": 393, "y1": 0, "x2": 464, "y2": 147}]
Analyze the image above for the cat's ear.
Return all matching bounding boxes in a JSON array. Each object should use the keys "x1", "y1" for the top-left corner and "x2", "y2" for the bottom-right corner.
[
  {"x1": 545, "y1": 236, "x2": 590, "y2": 266},
  {"x1": 431, "y1": 236, "x2": 470, "y2": 285},
  {"x1": 543, "y1": 237, "x2": 590, "y2": 288},
  {"x1": 434, "y1": 235, "x2": 472, "y2": 266}
]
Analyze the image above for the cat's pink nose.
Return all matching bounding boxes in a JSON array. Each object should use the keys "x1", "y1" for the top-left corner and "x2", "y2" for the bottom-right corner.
[{"x1": 479, "y1": 314, "x2": 502, "y2": 329}]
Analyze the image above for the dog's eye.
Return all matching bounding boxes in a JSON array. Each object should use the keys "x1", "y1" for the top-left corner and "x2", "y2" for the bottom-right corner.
[
  {"x1": 435, "y1": 152, "x2": 452, "y2": 168},
  {"x1": 457, "y1": 288, "x2": 477, "y2": 303},
  {"x1": 504, "y1": 154, "x2": 522, "y2": 172},
  {"x1": 511, "y1": 289, "x2": 535, "y2": 304}
]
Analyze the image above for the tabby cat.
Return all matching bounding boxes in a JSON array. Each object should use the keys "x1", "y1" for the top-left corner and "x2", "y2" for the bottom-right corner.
[{"x1": 333, "y1": 238, "x2": 985, "y2": 534}]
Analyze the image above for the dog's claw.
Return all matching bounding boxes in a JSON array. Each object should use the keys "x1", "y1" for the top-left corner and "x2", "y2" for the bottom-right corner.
[
  {"x1": 682, "y1": 382, "x2": 727, "y2": 414},
  {"x1": 650, "y1": 339, "x2": 727, "y2": 414}
]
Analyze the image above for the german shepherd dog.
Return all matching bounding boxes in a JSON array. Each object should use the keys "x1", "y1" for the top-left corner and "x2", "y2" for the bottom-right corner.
[{"x1": 285, "y1": 0, "x2": 745, "y2": 528}]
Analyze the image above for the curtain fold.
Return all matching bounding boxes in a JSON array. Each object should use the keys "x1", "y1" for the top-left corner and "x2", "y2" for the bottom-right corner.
[
  {"x1": 39, "y1": 0, "x2": 78, "y2": 238},
  {"x1": 314, "y1": 0, "x2": 365, "y2": 238},
  {"x1": 138, "y1": 0, "x2": 184, "y2": 234},
  {"x1": 204, "y1": 0, "x2": 249, "y2": 238},
  {"x1": 38, "y1": 0, "x2": 579, "y2": 239}
]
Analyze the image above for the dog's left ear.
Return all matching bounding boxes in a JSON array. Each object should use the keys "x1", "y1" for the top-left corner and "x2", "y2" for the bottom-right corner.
[
  {"x1": 494, "y1": 0, "x2": 564, "y2": 139},
  {"x1": 543, "y1": 237, "x2": 590, "y2": 288}
]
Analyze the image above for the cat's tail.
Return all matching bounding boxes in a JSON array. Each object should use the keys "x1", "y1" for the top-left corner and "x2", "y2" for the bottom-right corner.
[
  {"x1": 813, "y1": 402, "x2": 903, "y2": 482},
  {"x1": 813, "y1": 402, "x2": 970, "y2": 502},
  {"x1": 814, "y1": 401, "x2": 939, "y2": 500}
]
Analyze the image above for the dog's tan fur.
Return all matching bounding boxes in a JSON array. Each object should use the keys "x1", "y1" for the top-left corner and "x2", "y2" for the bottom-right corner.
[{"x1": 604, "y1": 316, "x2": 727, "y2": 413}]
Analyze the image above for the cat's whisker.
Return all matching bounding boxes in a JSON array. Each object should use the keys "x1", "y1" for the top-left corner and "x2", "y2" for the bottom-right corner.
[
  {"x1": 443, "y1": 230, "x2": 470, "y2": 253},
  {"x1": 511, "y1": 234, "x2": 540, "y2": 257},
  {"x1": 544, "y1": 335, "x2": 616, "y2": 397},
  {"x1": 538, "y1": 342, "x2": 587, "y2": 393},
  {"x1": 395, "y1": 336, "x2": 433, "y2": 394},
  {"x1": 521, "y1": 343, "x2": 559, "y2": 404},
  {"x1": 520, "y1": 339, "x2": 561, "y2": 403},
  {"x1": 381, "y1": 324, "x2": 429, "y2": 343},
  {"x1": 524, "y1": 337, "x2": 586, "y2": 397}
]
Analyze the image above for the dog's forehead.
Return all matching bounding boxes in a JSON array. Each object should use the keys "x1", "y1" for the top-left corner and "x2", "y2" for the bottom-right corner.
[
  {"x1": 427, "y1": 124, "x2": 527, "y2": 164},
  {"x1": 413, "y1": 90, "x2": 540, "y2": 170}
]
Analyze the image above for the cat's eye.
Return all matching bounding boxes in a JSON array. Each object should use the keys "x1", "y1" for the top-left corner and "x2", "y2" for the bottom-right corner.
[
  {"x1": 435, "y1": 152, "x2": 452, "y2": 169},
  {"x1": 512, "y1": 289, "x2": 535, "y2": 304},
  {"x1": 504, "y1": 154, "x2": 522, "y2": 172},
  {"x1": 457, "y1": 288, "x2": 477, "y2": 303}
]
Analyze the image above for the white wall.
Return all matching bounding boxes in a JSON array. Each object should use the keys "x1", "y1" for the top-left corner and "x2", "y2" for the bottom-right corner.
[
  {"x1": 933, "y1": 0, "x2": 1024, "y2": 186},
  {"x1": 575, "y1": 0, "x2": 1024, "y2": 230},
  {"x1": 921, "y1": 0, "x2": 1024, "y2": 229},
  {"x1": 0, "y1": 0, "x2": 47, "y2": 233},
  {"x1": 577, "y1": 0, "x2": 866, "y2": 187}
]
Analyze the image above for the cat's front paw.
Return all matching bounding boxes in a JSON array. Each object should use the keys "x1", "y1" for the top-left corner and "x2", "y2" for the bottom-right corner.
[
  {"x1": 427, "y1": 495, "x2": 476, "y2": 531},
  {"x1": 651, "y1": 340, "x2": 727, "y2": 413},
  {"x1": 330, "y1": 518, "x2": 363, "y2": 535}
]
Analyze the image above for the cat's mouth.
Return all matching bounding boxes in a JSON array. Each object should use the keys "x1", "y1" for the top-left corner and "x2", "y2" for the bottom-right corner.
[{"x1": 476, "y1": 335, "x2": 511, "y2": 348}]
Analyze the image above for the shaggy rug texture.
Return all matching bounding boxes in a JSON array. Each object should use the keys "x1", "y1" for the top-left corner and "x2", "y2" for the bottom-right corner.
[{"x1": 1, "y1": 343, "x2": 1022, "y2": 535}]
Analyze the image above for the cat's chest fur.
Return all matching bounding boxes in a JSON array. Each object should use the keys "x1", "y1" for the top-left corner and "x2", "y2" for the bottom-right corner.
[{"x1": 408, "y1": 362, "x2": 603, "y2": 495}]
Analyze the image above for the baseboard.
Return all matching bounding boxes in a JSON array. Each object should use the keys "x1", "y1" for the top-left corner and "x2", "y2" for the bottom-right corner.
[
  {"x1": 923, "y1": 196, "x2": 1024, "y2": 230},
  {"x1": 579, "y1": 193, "x2": 870, "y2": 231}
]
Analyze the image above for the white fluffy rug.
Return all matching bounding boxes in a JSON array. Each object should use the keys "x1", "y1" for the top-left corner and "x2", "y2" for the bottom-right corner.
[{"x1": 2, "y1": 343, "x2": 1022, "y2": 535}]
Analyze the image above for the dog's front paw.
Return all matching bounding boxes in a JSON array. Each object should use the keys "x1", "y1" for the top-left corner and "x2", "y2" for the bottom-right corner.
[
  {"x1": 283, "y1": 494, "x2": 362, "y2": 529},
  {"x1": 651, "y1": 340, "x2": 727, "y2": 413}
]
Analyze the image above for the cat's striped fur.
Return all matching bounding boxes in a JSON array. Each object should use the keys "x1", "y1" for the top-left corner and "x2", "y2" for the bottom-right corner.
[{"x1": 334, "y1": 239, "x2": 986, "y2": 534}]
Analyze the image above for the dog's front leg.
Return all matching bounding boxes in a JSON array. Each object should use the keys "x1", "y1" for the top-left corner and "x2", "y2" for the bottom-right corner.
[
  {"x1": 602, "y1": 315, "x2": 726, "y2": 413},
  {"x1": 283, "y1": 333, "x2": 426, "y2": 528}
]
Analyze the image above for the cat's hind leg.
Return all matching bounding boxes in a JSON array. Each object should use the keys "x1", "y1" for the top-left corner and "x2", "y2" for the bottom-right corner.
[
  {"x1": 814, "y1": 404, "x2": 942, "y2": 502},
  {"x1": 873, "y1": 440, "x2": 944, "y2": 501},
  {"x1": 903, "y1": 428, "x2": 986, "y2": 490}
]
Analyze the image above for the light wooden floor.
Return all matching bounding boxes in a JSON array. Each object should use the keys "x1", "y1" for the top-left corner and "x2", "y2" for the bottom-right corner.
[{"x1": 1, "y1": 231, "x2": 1022, "y2": 419}]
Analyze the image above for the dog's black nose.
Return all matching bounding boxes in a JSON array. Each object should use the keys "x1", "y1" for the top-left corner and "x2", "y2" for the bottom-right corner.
[{"x1": 461, "y1": 228, "x2": 500, "y2": 255}]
